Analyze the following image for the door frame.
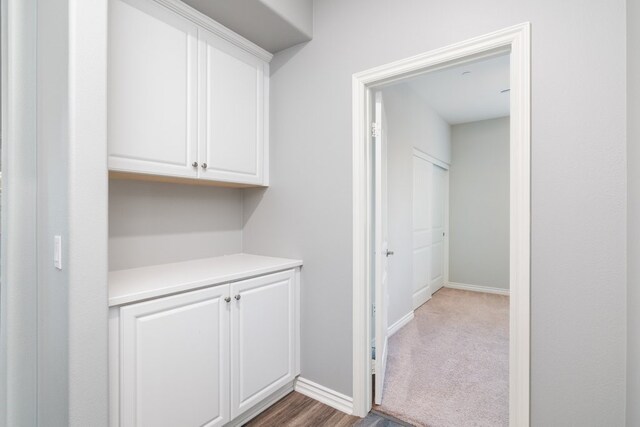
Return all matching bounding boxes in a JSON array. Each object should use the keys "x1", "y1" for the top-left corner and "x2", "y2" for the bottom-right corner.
[{"x1": 351, "y1": 23, "x2": 530, "y2": 426}]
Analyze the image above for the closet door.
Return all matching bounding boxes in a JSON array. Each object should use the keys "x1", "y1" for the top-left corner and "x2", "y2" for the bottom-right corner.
[
  {"x1": 429, "y1": 164, "x2": 447, "y2": 292},
  {"x1": 230, "y1": 270, "x2": 295, "y2": 418},
  {"x1": 198, "y1": 28, "x2": 266, "y2": 185},
  {"x1": 412, "y1": 154, "x2": 433, "y2": 309},
  {"x1": 109, "y1": 0, "x2": 198, "y2": 178},
  {"x1": 119, "y1": 286, "x2": 230, "y2": 427}
]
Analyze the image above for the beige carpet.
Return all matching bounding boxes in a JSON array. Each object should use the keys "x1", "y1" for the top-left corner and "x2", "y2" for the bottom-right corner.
[{"x1": 374, "y1": 288, "x2": 509, "y2": 427}]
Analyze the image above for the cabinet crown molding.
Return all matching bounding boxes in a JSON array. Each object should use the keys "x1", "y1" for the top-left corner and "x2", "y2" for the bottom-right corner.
[{"x1": 153, "y1": 0, "x2": 274, "y2": 63}]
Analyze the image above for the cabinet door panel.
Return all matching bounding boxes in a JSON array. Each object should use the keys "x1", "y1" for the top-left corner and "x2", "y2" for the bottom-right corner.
[
  {"x1": 199, "y1": 29, "x2": 265, "y2": 185},
  {"x1": 230, "y1": 270, "x2": 295, "y2": 418},
  {"x1": 120, "y1": 286, "x2": 230, "y2": 427},
  {"x1": 109, "y1": 0, "x2": 198, "y2": 177}
]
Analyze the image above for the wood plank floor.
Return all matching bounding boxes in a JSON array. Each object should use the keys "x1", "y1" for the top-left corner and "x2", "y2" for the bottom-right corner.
[{"x1": 244, "y1": 392, "x2": 411, "y2": 426}]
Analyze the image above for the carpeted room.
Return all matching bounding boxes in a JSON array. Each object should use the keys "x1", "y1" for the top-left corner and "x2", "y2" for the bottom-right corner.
[{"x1": 374, "y1": 56, "x2": 511, "y2": 426}]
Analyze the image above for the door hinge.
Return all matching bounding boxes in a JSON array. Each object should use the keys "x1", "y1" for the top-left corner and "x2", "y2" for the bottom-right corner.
[
  {"x1": 371, "y1": 122, "x2": 381, "y2": 138},
  {"x1": 371, "y1": 360, "x2": 376, "y2": 374}
]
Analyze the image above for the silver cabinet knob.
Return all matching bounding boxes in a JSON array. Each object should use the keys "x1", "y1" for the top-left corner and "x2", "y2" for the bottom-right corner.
[
  {"x1": 224, "y1": 296, "x2": 231, "y2": 303},
  {"x1": 201, "y1": 163, "x2": 208, "y2": 169},
  {"x1": 234, "y1": 294, "x2": 241, "y2": 301},
  {"x1": 192, "y1": 161, "x2": 198, "y2": 167}
]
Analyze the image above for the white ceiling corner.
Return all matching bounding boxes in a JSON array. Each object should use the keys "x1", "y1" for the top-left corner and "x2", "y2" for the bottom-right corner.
[
  {"x1": 181, "y1": 0, "x2": 313, "y2": 53},
  {"x1": 403, "y1": 53, "x2": 510, "y2": 125}
]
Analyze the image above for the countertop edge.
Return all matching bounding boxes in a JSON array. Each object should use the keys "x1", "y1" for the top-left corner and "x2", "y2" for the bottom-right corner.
[{"x1": 108, "y1": 256, "x2": 303, "y2": 307}]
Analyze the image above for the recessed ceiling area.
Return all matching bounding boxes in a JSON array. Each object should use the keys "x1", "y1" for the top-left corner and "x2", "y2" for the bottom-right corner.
[
  {"x1": 181, "y1": 0, "x2": 313, "y2": 53},
  {"x1": 401, "y1": 53, "x2": 510, "y2": 124}
]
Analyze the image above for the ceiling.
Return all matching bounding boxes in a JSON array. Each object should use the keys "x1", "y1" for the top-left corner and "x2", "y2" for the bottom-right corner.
[
  {"x1": 403, "y1": 53, "x2": 510, "y2": 124},
  {"x1": 181, "y1": 0, "x2": 313, "y2": 53}
]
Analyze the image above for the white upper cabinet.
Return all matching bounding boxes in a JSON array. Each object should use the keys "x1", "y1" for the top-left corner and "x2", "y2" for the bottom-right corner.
[
  {"x1": 108, "y1": 0, "x2": 271, "y2": 186},
  {"x1": 108, "y1": 0, "x2": 199, "y2": 178},
  {"x1": 198, "y1": 29, "x2": 267, "y2": 185}
]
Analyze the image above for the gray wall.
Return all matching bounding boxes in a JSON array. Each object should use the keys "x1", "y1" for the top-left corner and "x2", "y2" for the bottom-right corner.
[
  {"x1": 242, "y1": 0, "x2": 627, "y2": 424},
  {"x1": 0, "y1": 0, "x2": 38, "y2": 425},
  {"x1": 36, "y1": 0, "x2": 70, "y2": 423},
  {"x1": 260, "y1": 0, "x2": 313, "y2": 37},
  {"x1": 109, "y1": 181, "x2": 243, "y2": 270},
  {"x1": 628, "y1": 0, "x2": 639, "y2": 423},
  {"x1": 449, "y1": 117, "x2": 509, "y2": 290},
  {"x1": 382, "y1": 83, "x2": 451, "y2": 327}
]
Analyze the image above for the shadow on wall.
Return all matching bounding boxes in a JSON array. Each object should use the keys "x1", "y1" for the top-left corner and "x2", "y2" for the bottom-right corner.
[
  {"x1": 269, "y1": 42, "x2": 307, "y2": 76},
  {"x1": 108, "y1": 179, "x2": 244, "y2": 270},
  {"x1": 109, "y1": 179, "x2": 242, "y2": 235},
  {"x1": 242, "y1": 186, "x2": 268, "y2": 227}
]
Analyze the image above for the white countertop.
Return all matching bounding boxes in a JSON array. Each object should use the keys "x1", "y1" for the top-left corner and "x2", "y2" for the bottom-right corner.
[{"x1": 109, "y1": 253, "x2": 303, "y2": 306}]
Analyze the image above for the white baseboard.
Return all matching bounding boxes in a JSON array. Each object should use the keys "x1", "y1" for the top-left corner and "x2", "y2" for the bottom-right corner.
[
  {"x1": 445, "y1": 281, "x2": 510, "y2": 296},
  {"x1": 412, "y1": 286, "x2": 431, "y2": 309},
  {"x1": 387, "y1": 311, "x2": 414, "y2": 337},
  {"x1": 294, "y1": 377, "x2": 353, "y2": 415}
]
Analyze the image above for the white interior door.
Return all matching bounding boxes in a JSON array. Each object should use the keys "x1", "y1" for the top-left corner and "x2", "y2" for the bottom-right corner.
[
  {"x1": 373, "y1": 91, "x2": 390, "y2": 405},
  {"x1": 430, "y1": 164, "x2": 447, "y2": 292},
  {"x1": 413, "y1": 153, "x2": 449, "y2": 307},
  {"x1": 412, "y1": 153, "x2": 433, "y2": 309}
]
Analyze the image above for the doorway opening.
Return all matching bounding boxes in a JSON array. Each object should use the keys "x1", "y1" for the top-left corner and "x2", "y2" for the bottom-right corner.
[{"x1": 352, "y1": 23, "x2": 530, "y2": 426}]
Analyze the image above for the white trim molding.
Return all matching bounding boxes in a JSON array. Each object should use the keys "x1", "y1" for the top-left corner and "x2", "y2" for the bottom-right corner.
[
  {"x1": 387, "y1": 311, "x2": 415, "y2": 337},
  {"x1": 153, "y1": 0, "x2": 273, "y2": 62},
  {"x1": 412, "y1": 287, "x2": 431, "y2": 310},
  {"x1": 294, "y1": 377, "x2": 354, "y2": 415},
  {"x1": 413, "y1": 147, "x2": 450, "y2": 170},
  {"x1": 352, "y1": 23, "x2": 531, "y2": 426},
  {"x1": 446, "y1": 282, "x2": 510, "y2": 296}
]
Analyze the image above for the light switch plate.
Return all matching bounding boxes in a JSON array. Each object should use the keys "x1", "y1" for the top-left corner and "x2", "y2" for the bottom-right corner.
[{"x1": 54, "y1": 235, "x2": 62, "y2": 270}]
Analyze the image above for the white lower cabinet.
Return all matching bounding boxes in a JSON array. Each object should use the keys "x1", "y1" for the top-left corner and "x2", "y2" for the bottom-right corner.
[
  {"x1": 119, "y1": 286, "x2": 230, "y2": 427},
  {"x1": 231, "y1": 271, "x2": 296, "y2": 418},
  {"x1": 110, "y1": 268, "x2": 300, "y2": 427}
]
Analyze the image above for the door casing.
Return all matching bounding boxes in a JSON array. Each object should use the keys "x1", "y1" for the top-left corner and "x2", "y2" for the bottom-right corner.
[{"x1": 351, "y1": 23, "x2": 531, "y2": 426}]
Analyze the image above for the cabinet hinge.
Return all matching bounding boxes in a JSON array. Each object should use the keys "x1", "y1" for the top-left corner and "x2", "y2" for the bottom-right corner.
[
  {"x1": 371, "y1": 360, "x2": 376, "y2": 374},
  {"x1": 371, "y1": 122, "x2": 381, "y2": 138}
]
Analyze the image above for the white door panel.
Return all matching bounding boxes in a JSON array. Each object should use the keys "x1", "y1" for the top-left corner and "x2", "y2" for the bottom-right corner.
[
  {"x1": 431, "y1": 241, "x2": 444, "y2": 281},
  {"x1": 413, "y1": 229, "x2": 431, "y2": 248},
  {"x1": 230, "y1": 270, "x2": 295, "y2": 418},
  {"x1": 430, "y1": 164, "x2": 447, "y2": 292},
  {"x1": 108, "y1": 0, "x2": 198, "y2": 177},
  {"x1": 120, "y1": 286, "x2": 230, "y2": 427},
  {"x1": 373, "y1": 92, "x2": 390, "y2": 405},
  {"x1": 413, "y1": 154, "x2": 448, "y2": 307},
  {"x1": 198, "y1": 28, "x2": 265, "y2": 185},
  {"x1": 413, "y1": 247, "x2": 430, "y2": 293},
  {"x1": 412, "y1": 155, "x2": 432, "y2": 308}
]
